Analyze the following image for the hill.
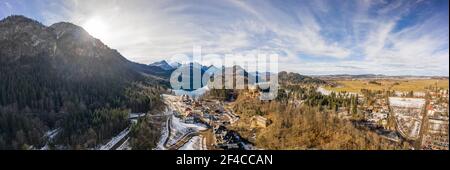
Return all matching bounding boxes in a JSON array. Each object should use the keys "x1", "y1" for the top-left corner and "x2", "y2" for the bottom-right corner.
[{"x1": 278, "y1": 71, "x2": 326, "y2": 85}]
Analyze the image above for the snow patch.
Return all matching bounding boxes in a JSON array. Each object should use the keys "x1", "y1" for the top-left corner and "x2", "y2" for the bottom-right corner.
[
  {"x1": 179, "y1": 136, "x2": 206, "y2": 150},
  {"x1": 389, "y1": 97, "x2": 425, "y2": 108},
  {"x1": 99, "y1": 127, "x2": 130, "y2": 150},
  {"x1": 317, "y1": 86, "x2": 332, "y2": 96}
]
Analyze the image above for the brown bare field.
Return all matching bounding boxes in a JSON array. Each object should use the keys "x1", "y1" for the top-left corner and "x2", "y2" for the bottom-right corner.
[{"x1": 324, "y1": 79, "x2": 449, "y2": 93}]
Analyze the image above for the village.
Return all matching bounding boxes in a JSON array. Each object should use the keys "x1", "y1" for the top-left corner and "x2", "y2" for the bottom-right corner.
[
  {"x1": 422, "y1": 89, "x2": 449, "y2": 150},
  {"x1": 92, "y1": 83, "x2": 448, "y2": 151},
  {"x1": 93, "y1": 81, "x2": 448, "y2": 151},
  {"x1": 154, "y1": 94, "x2": 257, "y2": 150}
]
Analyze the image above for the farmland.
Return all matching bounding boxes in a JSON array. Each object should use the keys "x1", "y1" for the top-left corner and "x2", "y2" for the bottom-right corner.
[{"x1": 324, "y1": 79, "x2": 449, "y2": 93}]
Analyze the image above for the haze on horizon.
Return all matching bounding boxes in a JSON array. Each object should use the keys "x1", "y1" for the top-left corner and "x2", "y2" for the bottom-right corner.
[{"x1": 0, "y1": 0, "x2": 448, "y2": 76}]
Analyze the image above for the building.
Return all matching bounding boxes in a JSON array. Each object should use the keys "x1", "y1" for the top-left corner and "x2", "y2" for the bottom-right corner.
[
  {"x1": 251, "y1": 115, "x2": 270, "y2": 128},
  {"x1": 181, "y1": 94, "x2": 192, "y2": 104}
]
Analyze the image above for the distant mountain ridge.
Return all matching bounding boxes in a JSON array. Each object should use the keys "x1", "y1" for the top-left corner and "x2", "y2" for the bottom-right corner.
[
  {"x1": 312, "y1": 74, "x2": 449, "y2": 80},
  {"x1": 149, "y1": 60, "x2": 173, "y2": 70}
]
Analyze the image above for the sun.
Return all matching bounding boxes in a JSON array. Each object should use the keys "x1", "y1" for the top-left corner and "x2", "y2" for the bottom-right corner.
[{"x1": 82, "y1": 17, "x2": 108, "y2": 40}]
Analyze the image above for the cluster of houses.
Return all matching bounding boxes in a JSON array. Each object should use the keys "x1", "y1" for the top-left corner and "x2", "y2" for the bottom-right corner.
[
  {"x1": 179, "y1": 94, "x2": 218, "y2": 124},
  {"x1": 213, "y1": 125, "x2": 254, "y2": 150},
  {"x1": 364, "y1": 97, "x2": 390, "y2": 128},
  {"x1": 359, "y1": 89, "x2": 448, "y2": 150},
  {"x1": 213, "y1": 125, "x2": 240, "y2": 149}
]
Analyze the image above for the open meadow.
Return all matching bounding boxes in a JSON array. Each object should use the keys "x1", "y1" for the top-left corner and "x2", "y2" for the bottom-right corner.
[{"x1": 324, "y1": 79, "x2": 449, "y2": 93}]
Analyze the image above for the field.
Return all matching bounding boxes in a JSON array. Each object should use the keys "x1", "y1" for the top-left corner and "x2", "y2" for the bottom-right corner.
[{"x1": 324, "y1": 79, "x2": 449, "y2": 93}]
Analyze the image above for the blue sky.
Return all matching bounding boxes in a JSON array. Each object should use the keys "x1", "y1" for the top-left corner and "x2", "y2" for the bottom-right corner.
[{"x1": 1, "y1": 0, "x2": 448, "y2": 76}]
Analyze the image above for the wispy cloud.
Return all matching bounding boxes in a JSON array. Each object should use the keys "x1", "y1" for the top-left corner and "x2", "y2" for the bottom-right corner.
[
  {"x1": 4, "y1": 2, "x2": 12, "y2": 9},
  {"x1": 0, "y1": 0, "x2": 448, "y2": 76}
]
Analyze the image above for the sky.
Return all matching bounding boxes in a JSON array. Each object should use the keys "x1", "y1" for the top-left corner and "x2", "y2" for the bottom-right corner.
[{"x1": 0, "y1": 0, "x2": 449, "y2": 76}]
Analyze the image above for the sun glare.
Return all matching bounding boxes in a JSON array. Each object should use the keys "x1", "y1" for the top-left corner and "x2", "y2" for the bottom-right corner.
[{"x1": 82, "y1": 17, "x2": 108, "y2": 40}]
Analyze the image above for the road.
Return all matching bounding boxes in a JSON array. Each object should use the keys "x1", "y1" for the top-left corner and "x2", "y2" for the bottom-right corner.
[{"x1": 167, "y1": 132, "x2": 200, "y2": 150}]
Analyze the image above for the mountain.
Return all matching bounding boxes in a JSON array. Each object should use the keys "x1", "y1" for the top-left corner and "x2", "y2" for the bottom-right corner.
[
  {"x1": 208, "y1": 68, "x2": 327, "y2": 87},
  {"x1": 169, "y1": 61, "x2": 181, "y2": 69},
  {"x1": 207, "y1": 65, "x2": 219, "y2": 72},
  {"x1": 0, "y1": 15, "x2": 164, "y2": 149},
  {"x1": 129, "y1": 61, "x2": 172, "y2": 83},
  {"x1": 149, "y1": 60, "x2": 173, "y2": 70}
]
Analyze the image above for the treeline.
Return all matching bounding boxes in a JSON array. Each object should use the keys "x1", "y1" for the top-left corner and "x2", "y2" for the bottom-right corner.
[
  {"x1": 0, "y1": 55, "x2": 139, "y2": 114},
  {"x1": 0, "y1": 112, "x2": 46, "y2": 149},
  {"x1": 55, "y1": 108, "x2": 129, "y2": 149},
  {"x1": 279, "y1": 85, "x2": 359, "y2": 116},
  {"x1": 0, "y1": 82, "x2": 165, "y2": 149},
  {"x1": 126, "y1": 83, "x2": 166, "y2": 113},
  {"x1": 233, "y1": 86, "x2": 359, "y2": 118},
  {"x1": 0, "y1": 55, "x2": 166, "y2": 149}
]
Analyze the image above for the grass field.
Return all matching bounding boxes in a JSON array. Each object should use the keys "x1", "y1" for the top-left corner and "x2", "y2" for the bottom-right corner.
[{"x1": 324, "y1": 79, "x2": 449, "y2": 93}]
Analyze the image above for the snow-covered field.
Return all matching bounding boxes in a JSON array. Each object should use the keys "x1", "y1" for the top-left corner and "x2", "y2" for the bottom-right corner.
[
  {"x1": 172, "y1": 115, "x2": 207, "y2": 132},
  {"x1": 389, "y1": 97, "x2": 426, "y2": 140},
  {"x1": 389, "y1": 97, "x2": 425, "y2": 108}
]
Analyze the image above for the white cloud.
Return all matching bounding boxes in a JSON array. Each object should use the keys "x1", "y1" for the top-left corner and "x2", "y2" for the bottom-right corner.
[
  {"x1": 363, "y1": 21, "x2": 396, "y2": 59},
  {"x1": 13, "y1": 0, "x2": 447, "y2": 76},
  {"x1": 4, "y1": 2, "x2": 12, "y2": 10}
]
